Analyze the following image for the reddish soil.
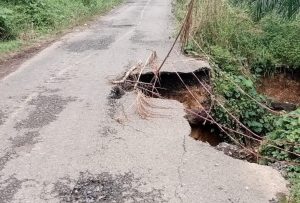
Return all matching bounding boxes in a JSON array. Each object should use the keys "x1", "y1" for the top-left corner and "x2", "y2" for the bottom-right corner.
[
  {"x1": 163, "y1": 86, "x2": 209, "y2": 110},
  {"x1": 160, "y1": 86, "x2": 222, "y2": 145},
  {"x1": 257, "y1": 74, "x2": 300, "y2": 105},
  {"x1": 191, "y1": 126, "x2": 222, "y2": 146}
]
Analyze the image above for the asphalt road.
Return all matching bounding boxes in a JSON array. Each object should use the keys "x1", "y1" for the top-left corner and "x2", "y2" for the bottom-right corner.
[{"x1": 0, "y1": 0, "x2": 288, "y2": 202}]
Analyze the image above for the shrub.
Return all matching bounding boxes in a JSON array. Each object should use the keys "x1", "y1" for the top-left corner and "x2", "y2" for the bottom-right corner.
[
  {"x1": 260, "y1": 109, "x2": 300, "y2": 163},
  {"x1": 0, "y1": 8, "x2": 14, "y2": 40},
  {"x1": 0, "y1": 0, "x2": 121, "y2": 52},
  {"x1": 212, "y1": 70, "x2": 275, "y2": 135},
  {"x1": 260, "y1": 109, "x2": 300, "y2": 202}
]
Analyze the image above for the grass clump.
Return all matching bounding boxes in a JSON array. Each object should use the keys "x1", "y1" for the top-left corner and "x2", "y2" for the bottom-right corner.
[{"x1": 0, "y1": 0, "x2": 122, "y2": 54}]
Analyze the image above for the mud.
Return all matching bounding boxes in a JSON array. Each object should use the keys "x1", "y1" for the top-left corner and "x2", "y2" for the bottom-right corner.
[
  {"x1": 52, "y1": 171, "x2": 165, "y2": 203},
  {"x1": 15, "y1": 94, "x2": 76, "y2": 130}
]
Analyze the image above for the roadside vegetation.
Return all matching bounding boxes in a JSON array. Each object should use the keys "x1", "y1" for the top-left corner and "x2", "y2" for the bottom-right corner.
[
  {"x1": 0, "y1": 0, "x2": 121, "y2": 55},
  {"x1": 176, "y1": 0, "x2": 300, "y2": 201}
]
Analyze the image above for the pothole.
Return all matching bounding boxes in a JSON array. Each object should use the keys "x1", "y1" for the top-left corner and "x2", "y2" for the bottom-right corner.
[{"x1": 114, "y1": 68, "x2": 256, "y2": 162}]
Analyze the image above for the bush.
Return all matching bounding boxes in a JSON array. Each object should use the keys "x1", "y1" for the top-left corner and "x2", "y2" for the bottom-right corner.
[
  {"x1": 183, "y1": 0, "x2": 300, "y2": 73},
  {"x1": 0, "y1": 8, "x2": 15, "y2": 40},
  {"x1": 212, "y1": 71, "x2": 275, "y2": 135},
  {"x1": 261, "y1": 17, "x2": 300, "y2": 68},
  {"x1": 261, "y1": 109, "x2": 300, "y2": 202},
  {"x1": 260, "y1": 109, "x2": 300, "y2": 163},
  {"x1": 13, "y1": 1, "x2": 58, "y2": 28},
  {"x1": 0, "y1": 0, "x2": 121, "y2": 46}
]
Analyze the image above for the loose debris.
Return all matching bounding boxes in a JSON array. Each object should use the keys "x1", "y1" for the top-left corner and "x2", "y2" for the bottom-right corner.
[
  {"x1": 53, "y1": 171, "x2": 164, "y2": 203},
  {"x1": 216, "y1": 142, "x2": 257, "y2": 163}
]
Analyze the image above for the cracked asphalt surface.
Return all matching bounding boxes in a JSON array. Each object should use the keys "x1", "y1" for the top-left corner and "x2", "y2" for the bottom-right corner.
[{"x1": 0, "y1": 0, "x2": 288, "y2": 202}]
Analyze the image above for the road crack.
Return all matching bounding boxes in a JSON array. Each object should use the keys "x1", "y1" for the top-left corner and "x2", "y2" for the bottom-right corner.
[{"x1": 175, "y1": 133, "x2": 187, "y2": 203}]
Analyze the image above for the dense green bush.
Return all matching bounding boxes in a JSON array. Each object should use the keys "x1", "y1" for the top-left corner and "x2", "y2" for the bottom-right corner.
[
  {"x1": 0, "y1": 8, "x2": 14, "y2": 40},
  {"x1": 211, "y1": 69, "x2": 276, "y2": 135},
  {"x1": 0, "y1": 0, "x2": 121, "y2": 52},
  {"x1": 184, "y1": 0, "x2": 300, "y2": 73}
]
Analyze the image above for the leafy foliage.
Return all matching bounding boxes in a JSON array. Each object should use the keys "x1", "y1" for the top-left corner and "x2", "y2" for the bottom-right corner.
[
  {"x1": 261, "y1": 109, "x2": 300, "y2": 163},
  {"x1": 0, "y1": 0, "x2": 121, "y2": 53},
  {"x1": 176, "y1": 0, "x2": 300, "y2": 200},
  {"x1": 0, "y1": 8, "x2": 14, "y2": 40},
  {"x1": 212, "y1": 69, "x2": 275, "y2": 135},
  {"x1": 261, "y1": 109, "x2": 300, "y2": 202}
]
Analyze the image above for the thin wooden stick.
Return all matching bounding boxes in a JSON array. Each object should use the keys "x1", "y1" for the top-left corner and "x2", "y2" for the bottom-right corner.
[{"x1": 112, "y1": 63, "x2": 142, "y2": 84}]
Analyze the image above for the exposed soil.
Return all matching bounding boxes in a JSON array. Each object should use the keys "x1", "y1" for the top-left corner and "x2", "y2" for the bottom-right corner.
[
  {"x1": 190, "y1": 124, "x2": 223, "y2": 146},
  {"x1": 161, "y1": 86, "x2": 209, "y2": 110},
  {"x1": 130, "y1": 69, "x2": 218, "y2": 143},
  {"x1": 114, "y1": 67, "x2": 260, "y2": 162},
  {"x1": 258, "y1": 73, "x2": 300, "y2": 106},
  {"x1": 159, "y1": 86, "x2": 224, "y2": 146},
  {"x1": 156, "y1": 85, "x2": 256, "y2": 161},
  {"x1": 129, "y1": 69, "x2": 257, "y2": 162},
  {"x1": 0, "y1": 39, "x2": 55, "y2": 79}
]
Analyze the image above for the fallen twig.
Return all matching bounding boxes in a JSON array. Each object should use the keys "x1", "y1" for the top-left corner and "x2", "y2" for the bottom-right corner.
[{"x1": 112, "y1": 63, "x2": 142, "y2": 84}]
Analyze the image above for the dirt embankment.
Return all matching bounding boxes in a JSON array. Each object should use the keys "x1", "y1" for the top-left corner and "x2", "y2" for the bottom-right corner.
[
  {"x1": 116, "y1": 66, "x2": 299, "y2": 164},
  {"x1": 258, "y1": 71, "x2": 300, "y2": 107}
]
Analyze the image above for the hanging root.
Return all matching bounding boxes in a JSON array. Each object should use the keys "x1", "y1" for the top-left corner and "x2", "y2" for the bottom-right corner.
[{"x1": 112, "y1": 51, "x2": 163, "y2": 119}]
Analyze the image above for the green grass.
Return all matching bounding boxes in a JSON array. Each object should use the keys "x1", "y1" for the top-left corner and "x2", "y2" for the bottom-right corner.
[
  {"x1": 0, "y1": 0, "x2": 122, "y2": 55},
  {"x1": 0, "y1": 40, "x2": 22, "y2": 53}
]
